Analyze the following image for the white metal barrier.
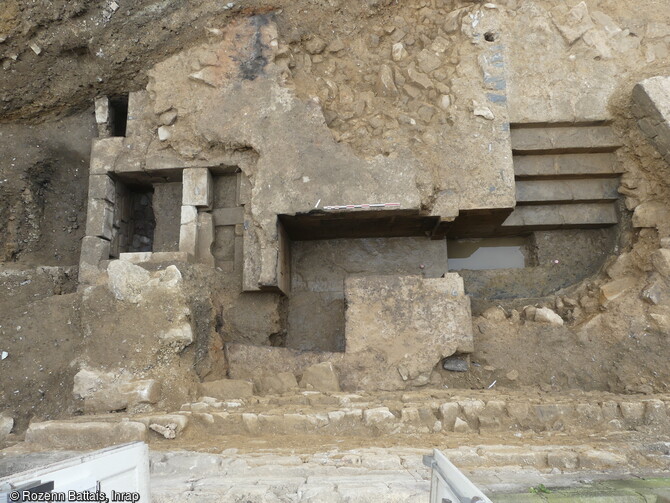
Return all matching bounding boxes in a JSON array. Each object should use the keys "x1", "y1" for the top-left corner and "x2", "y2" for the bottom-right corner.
[
  {"x1": 0, "y1": 442, "x2": 150, "y2": 503},
  {"x1": 424, "y1": 448, "x2": 493, "y2": 503}
]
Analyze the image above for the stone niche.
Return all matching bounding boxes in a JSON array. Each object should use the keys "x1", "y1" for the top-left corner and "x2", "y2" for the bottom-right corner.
[
  {"x1": 287, "y1": 236, "x2": 449, "y2": 353},
  {"x1": 109, "y1": 176, "x2": 200, "y2": 260}
]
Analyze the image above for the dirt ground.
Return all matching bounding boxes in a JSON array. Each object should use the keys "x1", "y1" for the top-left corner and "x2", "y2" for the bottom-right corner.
[{"x1": 2, "y1": 0, "x2": 670, "y2": 436}]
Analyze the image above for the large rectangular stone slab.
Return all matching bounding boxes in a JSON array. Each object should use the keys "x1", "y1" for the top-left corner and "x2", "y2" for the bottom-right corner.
[
  {"x1": 513, "y1": 153, "x2": 622, "y2": 178},
  {"x1": 632, "y1": 76, "x2": 670, "y2": 123},
  {"x1": 212, "y1": 207, "x2": 244, "y2": 226},
  {"x1": 344, "y1": 274, "x2": 472, "y2": 386},
  {"x1": 90, "y1": 137, "x2": 124, "y2": 174},
  {"x1": 287, "y1": 237, "x2": 449, "y2": 352},
  {"x1": 153, "y1": 182, "x2": 182, "y2": 252},
  {"x1": 196, "y1": 211, "x2": 215, "y2": 266},
  {"x1": 126, "y1": 90, "x2": 152, "y2": 138},
  {"x1": 80, "y1": 236, "x2": 111, "y2": 266},
  {"x1": 25, "y1": 421, "x2": 147, "y2": 449},
  {"x1": 179, "y1": 205, "x2": 198, "y2": 256},
  {"x1": 78, "y1": 236, "x2": 111, "y2": 285},
  {"x1": 88, "y1": 174, "x2": 116, "y2": 203},
  {"x1": 515, "y1": 179, "x2": 619, "y2": 203},
  {"x1": 85, "y1": 198, "x2": 115, "y2": 240},
  {"x1": 502, "y1": 203, "x2": 618, "y2": 228},
  {"x1": 511, "y1": 126, "x2": 619, "y2": 153}
]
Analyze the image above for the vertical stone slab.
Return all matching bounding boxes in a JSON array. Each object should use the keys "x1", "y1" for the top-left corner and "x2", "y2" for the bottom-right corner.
[
  {"x1": 152, "y1": 182, "x2": 182, "y2": 252},
  {"x1": 78, "y1": 236, "x2": 111, "y2": 286},
  {"x1": 632, "y1": 76, "x2": 670, "y2": 162},
  {"x1": 277, "y1": 220, "x2": 291, "y2": 295},
  {"x1": 88, "y1": 174, "x2": 116, "y2": 203},
  {"x1": 183, "y1": 168, "x2": 213, "y2": 208},
  {"x1": 126, "y1": 91, "x2": 151, "y2": 138},
  {"x1": 85, "y1": 199, "x2": 115, "y2": 241},
  {"x1": 196, "y1": 212, "x2": 215, "y2": 266},
  {"x1": 236, "y1": 171, "x2": 251, "y2": 206},
  {"x1": 179, "y1": 205, "x2": 198, "y2": 257},
  {"x1": 94, "y1": 96, "x2": 112, "y2": 138},
  {"x1": 242, "y1": 220, "x2": 261, "y2": 292}
]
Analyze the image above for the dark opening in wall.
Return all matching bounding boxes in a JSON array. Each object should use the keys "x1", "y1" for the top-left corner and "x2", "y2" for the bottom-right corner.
[
  {"x1": 110, "y1": 179, "x2": 156, "y2": 257},
  {"x1": 127, "y1": 187, "x2": 155, "y2": 252},
  {"x1": 278, "y1": 210, "x2": 448, "y2": 353},
  {"x1": 447, "y1": 237, "x2": 530, "y2": 271},
  {"x1": 109, "y1": 94, "x2": 129, "y2": 137}
]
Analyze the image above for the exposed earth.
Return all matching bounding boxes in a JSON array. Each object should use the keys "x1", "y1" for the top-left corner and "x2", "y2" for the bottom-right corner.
[{"x1": 2, "y1": 1, "x2": 670, "y2": 500}]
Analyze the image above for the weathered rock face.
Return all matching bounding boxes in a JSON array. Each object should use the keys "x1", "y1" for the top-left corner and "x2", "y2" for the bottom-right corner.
[
  {"x1": 76, "y1": 262, "x2": 201, "y2": 411},
  {"x1": 92, "y1": 262, "x2": 194, "y2": 352},
  {"x1": 632, "y1": 76, "x2": 670, "y2": 166},
  {"x1": 107, "y1": 262, "x2": 184, "y2": 304},
  {"x1": 198, "y1": 379, "x2": 254, "y2": 400},
  {"x1": 299, "y1": 362, "x2": 341, "y2": 392},
  {"x1": 73, "y1": 368, "x2": 161, "y2": 414},
  {"x1": 0, "y1": 414, "x2": 14, "y2": 439},
  {"x1": 257, "y1": 372, "x2": 299, "y2": 395},
  {"x1": 137, "y1": 17, "x2": 425, "y2": 293},
  {"x1": 508, "y1": 2, "x2": 640, "y2": 123},
  {"x1": 344, "y1": 274, "x2": 473, "y2": 388},
  {"x1": 107, "y1": 260, "x2": 152, "y2": 303}
]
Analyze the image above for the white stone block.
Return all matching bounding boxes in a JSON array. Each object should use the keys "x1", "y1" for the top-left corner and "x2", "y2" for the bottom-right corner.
[
  {"x1": 183, "y1": 168, "x2": 213, "y2": 208},
  {"x1": 95, "y1": 96, "x2": 110, "y2": 125}
]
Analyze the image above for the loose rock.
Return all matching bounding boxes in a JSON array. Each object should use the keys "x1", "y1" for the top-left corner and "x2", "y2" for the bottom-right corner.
[
  {"x1": 442, "y1": 355, "x2": 469, "y2": 372},
  {"x1": 391, "y1": 43, "x2": 408, "y2": 62},
  {"x1": 375, "y1": 64, "x2": 398, "y2": 97},
  {"x1": 600, "y1": 277, "x2": 636, "y2": 304},
  {"x1": 300, "y1": 362, "x2": 341, "y2": 392},
  {"x1": 107, "y1": 260, "x2": 151, "y2": 303},
  {"x1": 473, "y1": 101, "x2": 494, "y2": 120},
  {"x1": 258, "y1": 372, "x2": 298, "y2": 394},
  {"x1": 506, "y1": 369, "x2": 519, "y2": 381},
  {"x1": 453, "y1": 417, "x2": 470, "y2": 433},
  {"x1": 149, "y1": 423, "x2": 178, "y2": 439},
  {"x1": 199, "y1": 379, "x2": 254, "y2": 400},
  {"x1": 482, "y1": 306, "x2": 506, "y2": 321},
  {"x1": 305, "y1": 36, "x2": 327, "y2": 55},
  {"x1": 417, "y1": 49, "x2": 441, "y2": 73},
  {"x1": 652, "y1": 249, "x2": 670, "y2": 279},
  {"x1": 534, "y1": 307, "x2": 564, "y2": 326}
]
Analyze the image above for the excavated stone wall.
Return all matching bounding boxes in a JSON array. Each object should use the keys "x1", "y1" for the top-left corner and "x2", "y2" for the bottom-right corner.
[{"x1": 3, "y1": 1, "x2": 670, "y2": 451}]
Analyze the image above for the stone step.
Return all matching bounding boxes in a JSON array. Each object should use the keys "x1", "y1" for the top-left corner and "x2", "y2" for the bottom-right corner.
[
  {"x1": 493, "y1": 480, "x2": 670, "y2": 503},
  {"x1": 151, "y1": 448, "x2": 431, "y2": 503},
  {"x1": 502, "y1": 202, "x2": 618, "y2": 229},
  {"x1": 146, "y1": 445, "x2": 670, "y2": 502},
  {"x1": 513, "y1": 153, "x2": 622, "y2": 179},
  {"x1": 3, "y1": 445, "x2": 666, "y2": 503},
  {"x1": 515, "y1": 179, "x2": 620, "y2": 205},
  {"x1": 511, "y1": 125, "x2": 620, "y2": 154},
  {"x1": 21, "y1": 392, "x2": 670, "y2": 449}
]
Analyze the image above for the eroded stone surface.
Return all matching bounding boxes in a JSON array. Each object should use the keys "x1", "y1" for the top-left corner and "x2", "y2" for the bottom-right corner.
[{"x1": 345, "y1": 274, "x2": 473, "y2": 388}]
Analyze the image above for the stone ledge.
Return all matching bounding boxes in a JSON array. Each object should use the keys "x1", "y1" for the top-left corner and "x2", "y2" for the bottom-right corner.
[{"x1": 25, "y1": 420, "x2": 147, "y2": 449}]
